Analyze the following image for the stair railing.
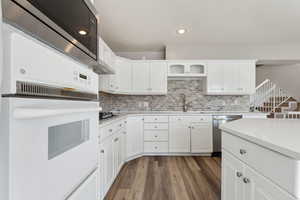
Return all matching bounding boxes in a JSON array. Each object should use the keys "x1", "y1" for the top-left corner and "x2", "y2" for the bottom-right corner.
[{"x1": 250, "y1": 79, "x2": 292, "y2": 113}]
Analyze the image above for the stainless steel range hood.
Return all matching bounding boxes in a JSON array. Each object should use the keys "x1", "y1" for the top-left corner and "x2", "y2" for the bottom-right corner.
[{"x1": 2, "y1": 0, "x2": 115, "y2": 75}]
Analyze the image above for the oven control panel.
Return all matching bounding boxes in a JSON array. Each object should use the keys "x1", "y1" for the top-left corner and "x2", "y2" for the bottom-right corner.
[
  {"x1": 73, "y1": 71, "x2": 92, "y2": 86},
  {"x1": 4, "y1": 28, "x2": 99, "y2": 94}
]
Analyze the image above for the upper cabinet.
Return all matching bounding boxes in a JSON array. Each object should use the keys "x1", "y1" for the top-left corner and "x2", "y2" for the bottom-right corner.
[
  {"x1": 99, "y1": 58, "x2": 256, "y2": 96},
  {"x1": 98, "y1": 37, "x2": 116, "y2": 74},
  {"x1": 206, "y1": 60, "x2": 256, "y2": 95},
  {"x1": 168, "y1": 61, "x2": 206, "y2": 77},
  {"x1": 99, "y1": 59, "x2": 168, "y2": 95},
  {"x1": 132, "y1": 61, "x2": 168, "y2": 94}
]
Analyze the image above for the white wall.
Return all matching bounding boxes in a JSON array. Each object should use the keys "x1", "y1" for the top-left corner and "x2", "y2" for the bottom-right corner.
[
  {"x1": 116, "y1": 51, "x2": 165, "y2": 60},
  {"x1": 166, "y1": 45, "x2": 300, "y2": 60},
  {"x1": 256, "y1": 64, "x2": 300, "y2": 100}
]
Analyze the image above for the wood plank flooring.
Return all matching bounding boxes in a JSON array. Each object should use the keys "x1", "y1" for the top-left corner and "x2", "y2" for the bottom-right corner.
[{"x1": 105, "y1": 156, "x2": 221, "y2": 200}]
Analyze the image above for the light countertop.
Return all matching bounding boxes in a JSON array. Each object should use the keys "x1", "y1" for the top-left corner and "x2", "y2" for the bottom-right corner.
[
  {"x1": 99, "y1": 111, "x2": 267, "y2": 127},
  {"x1": 220, "y1": 118, "x2": 300, "y2": 160}
]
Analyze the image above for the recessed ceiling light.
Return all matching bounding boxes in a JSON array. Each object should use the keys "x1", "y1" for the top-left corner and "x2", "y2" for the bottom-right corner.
[
  {"x1": 78, "y1": 30, "x2": 88, "y2": 35},
  {"x1": 177, "y1": 28, "x2": 186, "y2": 35}
]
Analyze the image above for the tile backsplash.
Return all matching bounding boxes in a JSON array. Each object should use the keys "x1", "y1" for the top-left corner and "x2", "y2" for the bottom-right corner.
[{"x1": 99, "y1": 80, "x2": 250, "y2": 112}]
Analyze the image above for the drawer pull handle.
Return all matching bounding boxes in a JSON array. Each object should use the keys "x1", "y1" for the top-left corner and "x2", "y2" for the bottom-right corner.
[
  {"x1": 236, "y1": 172, "x2": 243, "y2": 178},
  {"x1": 100, "y1": 150, "x2": 104, "y2": 153},
  {"x1": 155, "y1": 126, "x2": 158, "y2": 128},
  {"x1": 240, "y1": 149, "x2": 247, "y2": 155},
  {"x1": 243, "y1": 178, "x2": 250, "y2": 184},
  {"x1": 155, "y1": 146, "x2": 158, "y2": 149},
  {"x1": 155, "y1": 135, "x2": 158, "y2": 138},
  {"x1": 155, "y1": 118, "x2": 158, "y2": 120},
  {"x1": 114, "y1": 138, "x2": 119, "y2": 142}
]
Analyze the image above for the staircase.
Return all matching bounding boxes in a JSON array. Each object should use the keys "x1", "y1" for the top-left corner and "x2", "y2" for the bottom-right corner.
[{"x1": 250, "y1": 79, "x2": 299, "y2": 118}]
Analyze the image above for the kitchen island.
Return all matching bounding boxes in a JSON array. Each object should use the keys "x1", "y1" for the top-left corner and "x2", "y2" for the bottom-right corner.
[{"x1": 220, "y1": 119, "x2": 300, "y2": 200}]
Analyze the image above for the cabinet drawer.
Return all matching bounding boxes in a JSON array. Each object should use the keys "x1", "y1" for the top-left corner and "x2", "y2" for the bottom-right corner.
[
  {"x1": 100, "y1": 124, "x2": 115, "y2": 141},
  {"x1": 144, "y1": 130, "x2": 168, "y2": 141},
  {"x1": 144, "y1": 142, "x2": 168, "y2": 153},
  {"x1": 144, "y1": 123, "x2": 169, "y2": 130},
  {"x1": 169, "y1": 115, "x2": 212, "y2": 123},
  {"x1": 144, "y1": 116, "x2": 169, "y2": 123},
  {"x1": 222, "y1": 132, "x2": 300, "y2": 198}
]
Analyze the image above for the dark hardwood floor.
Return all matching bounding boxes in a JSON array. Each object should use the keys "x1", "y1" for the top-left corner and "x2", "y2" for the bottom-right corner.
[{"x1": 105, "y1": 156, "x2": 221, "y2": 200}]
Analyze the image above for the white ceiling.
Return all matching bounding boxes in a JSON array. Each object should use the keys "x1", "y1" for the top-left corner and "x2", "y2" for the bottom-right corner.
[{"x1": 95, "y1": 0, "x2": 300, "y2": 52}]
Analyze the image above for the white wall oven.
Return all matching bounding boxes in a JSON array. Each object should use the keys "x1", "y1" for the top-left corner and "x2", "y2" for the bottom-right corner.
[{"x1": 0, "y1": 25, "x2": 100, "y2": 200}]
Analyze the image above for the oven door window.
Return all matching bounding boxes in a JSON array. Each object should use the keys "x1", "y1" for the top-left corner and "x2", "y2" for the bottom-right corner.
[{"x1": 48, "y1": 119, "x2": 90, "y2": 160}]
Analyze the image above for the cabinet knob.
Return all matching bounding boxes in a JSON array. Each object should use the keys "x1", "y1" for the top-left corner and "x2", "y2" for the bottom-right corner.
[
  {"x1": 123, "y1": 131, "x2": 127, "y2": 135},
  {"x1": 243, "y1": 177, "x2": 250, "y2": 184},
  {"x1": 114, "y1": 138, "x2": 119, "y2": 142},
  {"x1": 154, "y1": 146, "x2": 158, "y2": 149},
  {"x1": 155, "y1": 126, "x2": 158, "y2": 128},
  {"x1": 100, "y1": 150, "x2": 104, "y2": 153},
  {"x1": 155, "y1": 135, "x2": 158, "y2": 138},
  {"x1": 236, "y1": 172, "x2": 243, "y2": 178},
  {"x1": 109, "y1": 129, "x2": 113, "y2": 132},
  {"x1": 240, "y1": 149, "x2": 247, "y2": 155}
]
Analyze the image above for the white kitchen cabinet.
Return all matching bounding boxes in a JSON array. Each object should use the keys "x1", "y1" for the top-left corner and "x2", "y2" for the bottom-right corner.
[
  {"x1": 102, "y1": 60, "x2": 167, "y2": 95},
  {"x1": 244, "y1": 166, "x2": 296, "y2": 200},
  {"x1": 169, "y1": 119, "x2": 190, "y2": 153},
  {"x1": 149, "y1": 61, "x2": 168, "y2": 93},
  {"x1": 132, "y1": 61, "x2": 150, "y2": 93},
  {"x1": 169, "y1": 116, "x2": 213, "y2": 153},
  {"x1": 126, "y1": 116, "x2": 144, "y2": 158},
  {"x1": 98, "y1": 137, "x2": 113, "y2": 197},
  {"x1": 168, "y1": 61, "x2": 206, "y2": 77},
  {"x1": 121, "y1": 128, "x2": 127, "y2": 163},
  {"x1": 115, "y1": 57, "x2": 132, "y2": 92},
  {"x1": 222, "y1": 150, "x2": 296, "y2": 200},
  {"x1": 190, "y1": 122, "x2": 213, "y2": 153},
  {"x1": 112, "y1": 131, "x2": 122, "y2": 179},
  {"x1": 67, "y1": 171, "x2": 98, "y2": 200},
  {"x1": 206, "y1": 60, "x2": 256, "y2": 95},
  {"x1": 222, "y1": 151, "x2": 244, "y2": 200}
]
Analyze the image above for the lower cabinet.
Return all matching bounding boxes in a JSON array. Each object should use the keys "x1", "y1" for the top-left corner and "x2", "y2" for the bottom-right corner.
[
  {"x1": 169, "y1": 116, "x2": 213, "y2": 153},
  {"x1": 222, "y1": 150, "x2": 296, "y2": 200},
  {"x1": 190, "y1": 122, "x2": 213, "y2": 153},
  {"x1": 169, "y1": 119, "x2": 190, "y2": 152},
  {"x1": 126, "y1": 116, "x2": 144, "y2": 158},
  {"x1": 98, "y1": 137, "x2": 113, "y2": 199}
]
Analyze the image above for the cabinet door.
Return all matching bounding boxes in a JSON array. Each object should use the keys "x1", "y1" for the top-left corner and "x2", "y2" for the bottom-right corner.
[
  {"x1": 149, "y1": 61, "x2": 167, "y2": 94},
  {"x1": 207, "y1": 62, "x2": 224, "y2": 93},
  {"x1": 121, "y1": 128, "x2": 127, "y2": 163},
  {"x1": 190, "y1": 123, "x2": 213, "y2": 153},
  {"x1": 222, "y1": 151, "x2": 244, "y2": 200},
  {"x1": 99, "y1": 138, "x2": 113, "y2": 194},
  {"x1": 244, "y1": 165, "x2": 296, "y2": 200},
  {"x1": 238, "y1": 62, "x2": 255, "y2": 94},
  {"x1": 223, "y1": 63, "x2": 240, "y2": 93},
  {"x1": 98, "y1": 147, "x2": 105, "y2": 199},
  {"x1": 112, "y1": 132, "x2": 121, "y2": 178},
  {"x1": 132, "y1": 62, "x2": 150, "y2": 93},
  {"x1": 169, "y1": 122, "x2": 190, "y2": 152},
  {"x1": 115, "y1": 58, "x2": 132, "y2": 92},
  {"x1": 126, "y1": 116, "x2": 144, "y2": 158}
]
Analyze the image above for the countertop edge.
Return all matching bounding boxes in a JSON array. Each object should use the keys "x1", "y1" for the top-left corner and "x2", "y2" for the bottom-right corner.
[{"x1": 220, "y1": 126, "x2": 300, "y2": 160}]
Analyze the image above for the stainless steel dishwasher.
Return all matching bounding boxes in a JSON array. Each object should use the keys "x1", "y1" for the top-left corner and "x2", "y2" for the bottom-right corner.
[{"x1": 212, "y1": 115, "x2": 242, "y2": 156}]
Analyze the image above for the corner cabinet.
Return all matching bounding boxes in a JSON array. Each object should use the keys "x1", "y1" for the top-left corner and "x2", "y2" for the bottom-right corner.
[{"x1": 206, "y1": 60, "x2": 256, "y2": 95}]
